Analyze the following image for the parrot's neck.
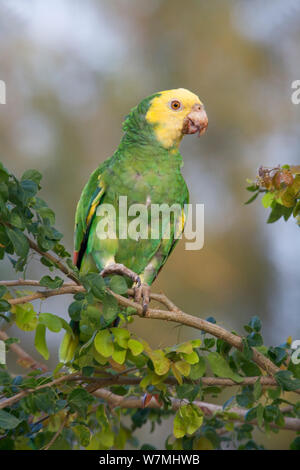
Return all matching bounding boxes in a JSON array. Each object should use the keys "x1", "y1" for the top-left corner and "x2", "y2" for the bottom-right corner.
[
  {"x1": 119, "y1": 121, "x2": 183, "y2": 170},
  {"x1": 117, "y1": 136, "x2": 183, "y2": 169}
]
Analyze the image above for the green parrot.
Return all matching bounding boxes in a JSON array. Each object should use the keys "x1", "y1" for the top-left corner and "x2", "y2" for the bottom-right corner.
[{"x1": 60, "y1": 88, "x2": 207, "y2": 362}]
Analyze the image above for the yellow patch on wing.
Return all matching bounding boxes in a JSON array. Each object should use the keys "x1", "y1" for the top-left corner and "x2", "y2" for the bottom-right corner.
[
  {"x1": 146, "y1": 88, "x2": 202, "y2": 148},
  {"x1": 86, "y1": 176, "x2": 105, "y2": 226},
  {"x1": 174, "y1": 208, "x2": 186, "y2": 240}
]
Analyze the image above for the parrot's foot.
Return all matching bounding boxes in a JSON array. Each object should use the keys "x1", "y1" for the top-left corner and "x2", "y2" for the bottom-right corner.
[
  {"x1": 100, "y1": 263, "x2": 141, "y2": 286},
  {"x1": 134, "y1": 283, "x2": 151, "y2": 315}
]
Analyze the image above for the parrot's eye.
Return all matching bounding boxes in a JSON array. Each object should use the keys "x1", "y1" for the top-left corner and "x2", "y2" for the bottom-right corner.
[{"x1": 170, "y1": 100, "x2": 182, "y2": 111}]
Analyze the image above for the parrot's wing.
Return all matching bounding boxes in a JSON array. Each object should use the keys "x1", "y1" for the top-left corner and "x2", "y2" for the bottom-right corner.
[
  {"x1": 74, "y1": 167, "x2": 106, "y2": 269},
  {"x1": 141, "y1": 203, "x2": 189, "y2": 285}
]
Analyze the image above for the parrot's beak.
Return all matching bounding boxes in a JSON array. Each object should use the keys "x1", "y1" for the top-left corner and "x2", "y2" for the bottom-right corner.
[{"x1": 182, "y1": 104, "x2": 208, "y2": 136}]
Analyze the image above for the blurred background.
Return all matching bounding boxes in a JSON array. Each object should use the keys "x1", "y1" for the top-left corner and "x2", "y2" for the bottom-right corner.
[{"x1": 0, "y1": 0, "x2": 299, "y2": 449}]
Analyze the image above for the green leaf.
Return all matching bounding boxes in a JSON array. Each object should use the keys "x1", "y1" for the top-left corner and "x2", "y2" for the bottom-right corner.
[
  {"x1": 112, "y1": 346, "x2": 127, "y2": 365},
  {"x1": 60, "y1": 317, "x2": 74, "y2": 336},
  {"x1": 174, "y1": 360, "x2": 191, "y2": 377},
  {"x1": 20, "y1": 179, "x2": 38, "y2": 199},
  {"x1": 59, "y1": 331, "x2": 79, "y2": 363},
  {"x1": 0, "y1": 162, "x2": 9, "y2": 182},
  {"x1": 128, "y1": 339, "x2": 144, "y2": 356},
  {"x1": 248, "y1": 316, "x2": 262, "y2": 332},
  {"x1": 257, "y1": 403, "x2": 264, "y2": 428},
  {"x1": 40, "y1": 256, "x2": 54, "y2": 268},
  {"x1": 253, "y1": 378, "x2": 262, "y2": 400},
  {"x1": 40, "y1": 275, "x2": 64, "y2": 289},
  {"x1": 244, "y1": 192, "x2": 259, "y2": 205},
  {"x1": 39, "y1": 312, "x2": 62, "y2": 332},
  {"x1": 102, "y1": 293, "x2": 118, "y2": 323},
  {"x1": 288, "y1": 360, "x2": 300, "y2": 379},
  {"x1": 181, "y1": 351, "x2": 199, "y2": 364},
  {"x1": 15, "y1": 303, "x2": 38, "y2": 331},
  {"x1": 87, "y1": 429, "x2": 114, "y2": 450},
  {"x1": 0, "y1": 410, "x2": 21, "y2": 430},
  {"x1": 68, "y1": 388, "x2": 94, "y2": 418},
  {"x1": 80, "y1": 273, "x2": 105, "y2": 299},
  {"x1": 275, "y1": 370, "x2": 300, "y2": 391},
  {"x1": 290, "y1": 436, "x2": 300, "y2": 450},
  {"x1": 207, "y1": 352, "x2": 243, "y2": 383},
  {"x1": 193, "y1": 437, "x2": 214, "y2": 450},
  {"x1": 6, "y1": 227, "x2": 29, "y2": 258},
  {"x1": 0, "y1": 299, "x2": 10, "y2": 312},
  {"x1": 203, "y1": 338, "x2": 215, "y2": 349},
  {"x1": 261, "y1": 192, "x2": 274, "y2": 208},
  {"x1": 9, "y1": 209, "x2": 25, "y2": 229},
  {"x1": 148, "y1": 349, "x2": 171, "y2": 376},
  {"x1": 176, "y1": 384, "x2": 200, "y2": 402},
  {"x1": 73, "y1": 424, "x2": 91, "y2": 448},
  {"x1": 0, "y1": 286, "x2": 8, "y2": 298},
  {"x1": 236, "y1": 388, "x2": 254, "y2": 408},
  {"x1": 240, "y1": 359, "x2": 261, "y2": 377},
  {"x1": 246, "y1": 332, "x2": 263, "y2": 347},
  {"x1": 176, "y1": 342, "x2": 194, "y2": 354},
  {"x1": 34, "y1": 324, "x2": 49, "y2": 360},
  {"x1": 38, "y1": 207, "x2": 55, "y2": 224},
  {"x1": 0, "y1": 370, "x2": 11, "y2": 385},
  {"x1": 189, "y1": 356, "x2": 206, "y2": 379},
  {"x1": 109, "y1": 275, "x2": 128, "y2": 294},
  {"x1": 94, "y1": 330, "x2": 114, "y2": 358},
  {"x1": 173, "y1": 411, "x2": 186, "y2": 438},
  {"x1": 68, "y1": 300, "x2": 83, "y2": 322},
  {"x1": 21, "y1": 169, "x2": 42, "y2": 185},
  {"x1": 267, "y1": 203, "x2": 284, "y2": 223},
  {"x1": 173, "y1": 404, "x2": 203, "y2": 438},
  {"x1": 110, "y1": 328, "x2": 130, "y2": 348},
  {"x1": 242, "y1": 338, "x2": 253, "y2": 360}
]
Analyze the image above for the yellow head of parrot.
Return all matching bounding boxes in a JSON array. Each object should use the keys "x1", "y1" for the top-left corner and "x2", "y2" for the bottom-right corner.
[{"x1": 146, "y1": 88, "x2": 208, "y2": 149}]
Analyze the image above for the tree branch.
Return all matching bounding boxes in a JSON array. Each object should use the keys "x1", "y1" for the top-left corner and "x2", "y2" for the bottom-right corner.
[
  {"x1": 0, "y1": 330, "x2": 47, "y2": 371},
  {"x1": 1, "y1": 279, "x2": 290, "y2": 380},
  {"x1": 81, "y1": 375, "x2": 278, "y2": 388},
  {"x1": 93, "y1": 388, "x2": 300, "y2": 432},
  {"x1": 0, "y1": 372, "x2": 279, "y2": 411},
  {"x1": 26, "y1": 237, "x2": 80, "y2": 284},
  {"x1": 110, "y1": 289, "x2": 282, "y2": 377}
]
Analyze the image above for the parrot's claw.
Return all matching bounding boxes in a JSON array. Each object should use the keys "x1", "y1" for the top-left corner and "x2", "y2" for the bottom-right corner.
[
  {"x1": 134, "y1": 283, "x2": 151, "y2": 315},
  {"x1": 101, "y1": 263, "x2": 141, "y2": 286}
]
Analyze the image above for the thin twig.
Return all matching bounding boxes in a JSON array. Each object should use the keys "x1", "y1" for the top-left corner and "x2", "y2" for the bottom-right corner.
[
  {"x1": 42, "y1": 412, "x2": 69, "y2": 450},
  {"x1": 0, "y1": 280, "x2": 76, "y2": 287},
  {"x1": 26, "y1": 237, "x2": 80, "y2": 284},
  {"x1": 0, "y1": 373, "x2": 79, "y2": 410}
]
